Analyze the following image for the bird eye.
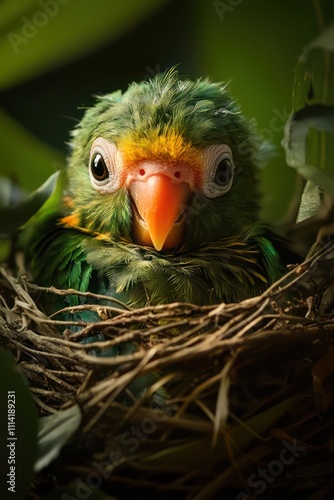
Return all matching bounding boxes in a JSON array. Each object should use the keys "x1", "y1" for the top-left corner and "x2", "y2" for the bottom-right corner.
[
  {"x1": 88, "y1": 138, "x2": 120, "y2": 194},
  {"x1": 202, "y1": 144, "x2": 234, "y2": 198},
  {"x1": 90, "y1": 153, "x2": 109, "y2": 181},
  {"x1": 214, "y1": 158, "x2": 232, "y2": 186}
]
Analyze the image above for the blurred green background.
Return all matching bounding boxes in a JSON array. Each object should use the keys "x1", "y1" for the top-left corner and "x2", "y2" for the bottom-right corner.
[{"x1": 0, "y1": 0, "x2": 333, "y2": 222}]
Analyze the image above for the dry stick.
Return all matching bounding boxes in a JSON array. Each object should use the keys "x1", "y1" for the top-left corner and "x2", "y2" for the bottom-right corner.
[
  {"x1": 175, "y1": 367, "x2": 232, "y2": 420},
  {"x1": 5, "y1": 304, "x2": 331, "y2": 382},
  {"x1": 263, "y1": 242, "x2": 334, "y2": 297},
  {"x1": 30, "y1": 387, "x2": 68, "y2": 398},
  {"x1": 68, "y1": 324, "x2": 141, "y2": 343},
  {"x1": 0, "y1": 267, "x2": 39, "y2": 308},
  {"x1": 6, "y1": 339, "x2": 73, "y2": 367},
  {"x1": 13, "y1": 329, "x2": 70, "y2": 352},
  {"x1": 213, "y1": 297, "x2": 271, "y2": 340},
  {"x1": 231, "y1": 302, "x2": 288, "y2": 340},
  {"x1": 23, "y1": 364, "x2": 85, "y2": 380},
  {"x1": 50, "y1": 304, "x2": 126, "y2": 318},
  {"x1": 26, "y1": 282, "x2": 133, "y2": 310},
  {"x1": 68, "y1": 317, "x2": 191, "y2": 343},
  {"x1": 83, "y1": 346, "x2": 160, "y2": 432},
  {"x1": 31, "y1": 394, "x2": 60, "y2": 414},
  {"x1": 1, "y1": 260, "x2": 332, "y2": 392},
  {"x1": 27, "y1": 279, "x2": 214, "y2": 321},
  {"x1": 1, "y1": 260, "x2": 310, "y2": 362},
  {"x1": 213, "y1": 354, "x2": 238, "y2": 447},
  {"x1": 111, "y1": 372, "x2": 178, "y2": 434},
  {"x1": 71, "y1": 318, "x2": 229, "y2": 371},
  {"x1": 2, "y1": 250, "x2": 333, "y2": 388},
  {"x1": 194, "y1": 399, "x2": 216, "y2": 424},
  {"x1": 22, "y1": 363, "x2": 76, "y2": 392},
  {"x1": 0, "y1": 305, "x2": 19, "y2": 320},
  {"x1": 115, "y1": 323, "x2": 332, "y2": 376}
]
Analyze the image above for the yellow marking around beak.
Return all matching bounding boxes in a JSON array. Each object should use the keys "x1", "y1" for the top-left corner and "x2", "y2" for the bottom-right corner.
[{"x1": 119, "y1": 130, "x2": 201, "y2": 166}]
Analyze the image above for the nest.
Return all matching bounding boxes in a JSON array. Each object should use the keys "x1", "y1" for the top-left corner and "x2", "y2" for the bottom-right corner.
[{"x1": 1, "y1": 246, "x2": 334, "y2": 500}]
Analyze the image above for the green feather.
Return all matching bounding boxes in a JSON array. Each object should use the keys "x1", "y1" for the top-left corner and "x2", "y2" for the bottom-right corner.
[{"x1": 19, "y1": 70, "x2": 286, "y2": 370}]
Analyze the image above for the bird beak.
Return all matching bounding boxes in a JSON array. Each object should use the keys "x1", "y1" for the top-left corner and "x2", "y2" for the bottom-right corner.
[{"x1": 129, "y1": 174, "x2": 191, "y2": 251}]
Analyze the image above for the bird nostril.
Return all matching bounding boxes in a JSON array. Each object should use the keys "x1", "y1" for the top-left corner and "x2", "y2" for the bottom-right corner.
[
  {"x1": 139, "y1": 168, "x2": 145, "y2": 176},
  {"x1": 174, "y1": 171, "x2": 181, "y2": 179}
]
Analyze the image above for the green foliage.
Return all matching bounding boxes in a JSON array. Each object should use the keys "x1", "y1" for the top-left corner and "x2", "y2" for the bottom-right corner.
[
  {"x1": 0, "y1": 171, "x2": 60, "y2": 238},
  {"x1": 0, "y1": 108, "x2": 63, "y2": 191},
  {"x1": 0, "y1": 0, "x2": 170, "y2": 91},
  {"x1": 34, "y1": 404, "x2": 82, "y2": 473},
  {"x1": 283, "y1": 23, "x2": 334, "y2": 221}
]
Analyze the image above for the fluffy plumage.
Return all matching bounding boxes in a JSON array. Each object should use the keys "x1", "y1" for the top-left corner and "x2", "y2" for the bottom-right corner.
[{"x1": 23, "y1": 69, "x2": 284, "y2": 317}]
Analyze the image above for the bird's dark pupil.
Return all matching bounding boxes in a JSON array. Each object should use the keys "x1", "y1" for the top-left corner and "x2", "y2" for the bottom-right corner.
[
  {"x1": 215, "y1": 159, "x2": 231, "y2": 185},
  {"x1": 92, "y1": 154, "x2": 108, "y2": 180}
]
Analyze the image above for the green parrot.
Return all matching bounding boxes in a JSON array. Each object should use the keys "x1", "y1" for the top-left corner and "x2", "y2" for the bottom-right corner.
[{"x1": 21, "y1": 69, "x2": 284, "y2": 336}]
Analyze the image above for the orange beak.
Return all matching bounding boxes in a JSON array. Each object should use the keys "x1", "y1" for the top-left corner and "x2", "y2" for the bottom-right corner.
[{"x1": 129, "y1": 174, "x2": 191, "y2": 251}]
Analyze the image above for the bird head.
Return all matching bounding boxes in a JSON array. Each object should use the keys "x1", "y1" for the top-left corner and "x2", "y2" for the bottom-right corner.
[{"x1": 63, "y1": 69, "x2": 266, "y2": 252}]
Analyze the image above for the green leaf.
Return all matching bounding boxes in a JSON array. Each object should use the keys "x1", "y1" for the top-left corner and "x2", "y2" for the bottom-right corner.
[
  {"x1": 0, "y1": 1, "x2": 39, "y2": 32},
  {"x1": 34, "y1": 404, "x2": 82, "y2": 473},
  {"x1": 0, "y1": 108, "x2": 64, "y2": 191},
  {"x1": 140, "y1": 397, "x2": 294, "y2": 470},
  {"x1": 309, "y1": 22, "x2": 334, "y2": 52},
  {"x1": 0, "y1": 171, "x2": 60, "y2": 238},
  {"x1": 283, "y1": 104, "x2": 334, "y2": 199},
  {"x1": 283, "y1": 23, "x2": 334, "y2": 206},
  {"x1": 0, "y1": 239, "x2": 11, "y2": 261},
  {"x1": 295, "y1": 180, "x2": 322, "y2": 223},
  {"x1": 0, "y1": 0, "x2": 170, "y2": 91},
  {"x1": 15, "y1": 168, "x2": 66, "y2": 256},
  {"x1": 0, "y1": 176, "x2": 27, "y2": 207},
  {"x1": 0, "y1": 348, "x2": 38, "y2": 499},
  {"x1": 287, "y1": 22, "x2": 334, "y2": 115}
]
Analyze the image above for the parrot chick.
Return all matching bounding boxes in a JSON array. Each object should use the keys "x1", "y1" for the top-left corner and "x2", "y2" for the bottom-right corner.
[{"x1": 25, "y1": 69, "x2": 284, "y2": 314}]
